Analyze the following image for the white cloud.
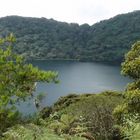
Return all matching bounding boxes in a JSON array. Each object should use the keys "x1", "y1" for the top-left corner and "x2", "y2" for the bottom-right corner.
[{"x1": 0, "y1": 0, "x2": 139, "y2": 24}]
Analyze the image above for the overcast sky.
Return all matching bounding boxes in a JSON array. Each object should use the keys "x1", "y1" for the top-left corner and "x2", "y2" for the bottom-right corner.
[{"x1": 0, "y1": 0, "x2": 140, "y2": 25}]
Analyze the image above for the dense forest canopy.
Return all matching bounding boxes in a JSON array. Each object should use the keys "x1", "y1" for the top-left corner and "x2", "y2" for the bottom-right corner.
[{"x1": 0, "y1": 10, "x2": 140, "y2": 63}]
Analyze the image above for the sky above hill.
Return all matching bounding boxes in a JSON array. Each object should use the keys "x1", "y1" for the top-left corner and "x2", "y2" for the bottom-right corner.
[{"x1": 0, "y1": 0, "x2": 139, "y2": 25}]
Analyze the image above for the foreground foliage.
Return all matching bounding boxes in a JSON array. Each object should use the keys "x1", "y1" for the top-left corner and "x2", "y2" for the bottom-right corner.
[{"x1": 2, "y1": 124, "x2": 86, "y2": 140}]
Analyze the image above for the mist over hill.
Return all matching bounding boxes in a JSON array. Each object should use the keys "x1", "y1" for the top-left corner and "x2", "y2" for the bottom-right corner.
[{"x1": 0, "y1": 10, "x2": 140, "y2": 63}]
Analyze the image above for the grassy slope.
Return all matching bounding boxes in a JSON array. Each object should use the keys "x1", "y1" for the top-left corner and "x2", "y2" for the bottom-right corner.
[{"x1": 51, "y1": 91, "x2": 123, "y2": 116}]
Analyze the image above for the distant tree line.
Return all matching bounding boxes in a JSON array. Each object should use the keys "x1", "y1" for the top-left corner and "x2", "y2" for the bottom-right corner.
[{"x1": 0, "y1": 10, "x2": 140, "y2": 64}]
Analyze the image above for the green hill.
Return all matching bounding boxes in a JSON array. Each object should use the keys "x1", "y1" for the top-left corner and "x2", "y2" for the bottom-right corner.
[{"x1": 0, "y1": 10, "x2": 140, "y2": 63}]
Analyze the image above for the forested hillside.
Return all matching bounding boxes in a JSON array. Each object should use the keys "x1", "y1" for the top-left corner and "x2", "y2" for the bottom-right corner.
[{"x1": 0, "y1": 10, "x2": 140, "y2": 63}]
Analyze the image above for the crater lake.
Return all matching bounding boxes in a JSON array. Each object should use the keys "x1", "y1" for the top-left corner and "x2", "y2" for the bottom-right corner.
[{"x1": 17, "y1": 60, "x2": 130, "y2": 115}]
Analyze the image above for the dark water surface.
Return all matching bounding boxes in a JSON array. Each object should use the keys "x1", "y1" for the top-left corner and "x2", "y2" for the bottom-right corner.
[{"x1": 18, "y1": 60, "x2": 130, "y2": 114}]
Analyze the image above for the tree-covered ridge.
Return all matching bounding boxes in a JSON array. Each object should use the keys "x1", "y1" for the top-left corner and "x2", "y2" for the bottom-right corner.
[{"x1": 0, "y1": 11, "x2": 140, "y2": 63}]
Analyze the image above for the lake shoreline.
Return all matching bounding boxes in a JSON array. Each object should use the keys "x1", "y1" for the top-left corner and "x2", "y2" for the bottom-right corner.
[{"x1": 26, "y1": 58, "x2": 121, "y2": 66}]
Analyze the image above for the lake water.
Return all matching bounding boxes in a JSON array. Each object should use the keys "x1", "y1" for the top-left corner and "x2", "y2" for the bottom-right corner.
[{"x1": 18, "y1": 60, "x2": 130, "y2": 115}]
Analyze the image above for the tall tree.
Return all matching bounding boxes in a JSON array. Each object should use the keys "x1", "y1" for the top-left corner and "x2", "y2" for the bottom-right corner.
[
  {"x1": 121, "y1": 41, "x2": 140, "y2": 90},
  {"x1": 0, "y1": 34, "x2": 58, "y2": 133},
  {"x1": 113, "y1": 41, "x2": 140, "y2": 140}
]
